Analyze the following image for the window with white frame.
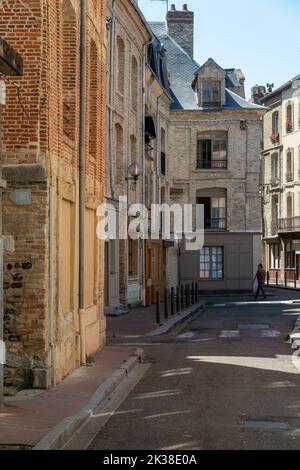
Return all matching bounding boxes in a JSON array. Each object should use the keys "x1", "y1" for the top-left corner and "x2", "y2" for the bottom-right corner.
[
  {"x1": 199, "y1": 247, "x2": 224, "y2": 280},
  {"x1": 286, "y1": 103, "x2": 294, "y2": 134}
]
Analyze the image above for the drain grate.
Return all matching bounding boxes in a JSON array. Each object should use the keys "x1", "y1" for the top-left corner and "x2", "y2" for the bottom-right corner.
[
  {"x1": 244, "y1": 420, "x2": 289, "y2": 430},
  {"x1": 238, "y1": 324, "x2": 269, "y2": 330}
]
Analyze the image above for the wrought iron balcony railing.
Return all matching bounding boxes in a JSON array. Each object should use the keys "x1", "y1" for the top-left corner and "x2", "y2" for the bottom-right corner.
[{"x1": 277, "y1": 216, "x2": 300, "y2": 232}]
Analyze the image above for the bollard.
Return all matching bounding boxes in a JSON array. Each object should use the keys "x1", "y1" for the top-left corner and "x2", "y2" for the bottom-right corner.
[
  {"x1": 185, "y1": 284, "x2": 188, "y2": 308},
  {"x1": 176, "y1": 286, "x2": 180, "y2": 313},
  {"x1": 267, "y1": 271, "x2": 270, "y2": 286},
  {"x1": 164, "y1": 288, "x2": 169, "y2": 320},
  {"x1": 181, "y1": 285, "x2": 184, "y2": 310},
  {"x1": 171, "y1": 287, "x2": 175, "y2": 316},
  {"x1": 285, "y1": 271, "x2": 287, "y2": 287},
  {"x1": 191, "y1": 283, "x2": 194, "y2": 304},
  {"x1": 295, "y1": 271, "x2": 297, "y2": 289},
  {"x1": 156, "y1": 291, "x2": 161, "y2": 325},
  {"x1": 195, "y1": 282, "x2": 198, "y2": 303},
  {"x1": 276, "y1": 271, "x2": 278, "y2": 286}
]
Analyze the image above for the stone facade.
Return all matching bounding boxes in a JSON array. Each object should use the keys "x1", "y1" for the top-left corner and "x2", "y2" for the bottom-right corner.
[
  {"x1": 0, "y1": 0, "x2": 107, "y2": 389},
  {"x1": 261, "y1": 76, "x2": 300, "y2": 283},
  {"x1": 105, "y1": 0, "x2": 171, "y2": 311}
]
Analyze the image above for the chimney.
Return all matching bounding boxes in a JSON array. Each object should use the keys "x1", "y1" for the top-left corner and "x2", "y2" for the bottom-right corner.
[
  {"x1": 251, "y1": 85, "x2": 266, "y2": 104},
  {"x1": 166, "y1": 4, "x2": 194, "y2": 58}
]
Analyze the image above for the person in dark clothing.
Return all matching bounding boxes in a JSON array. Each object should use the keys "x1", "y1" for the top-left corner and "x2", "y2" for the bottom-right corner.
[{"x1": 253, "y1": 264, "x2": 267, "y2": 299}]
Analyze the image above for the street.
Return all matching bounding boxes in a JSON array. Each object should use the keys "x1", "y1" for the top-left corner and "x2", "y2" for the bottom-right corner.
[{"x1": 87, "y1": 291, "x2": 300, "y2": 450}]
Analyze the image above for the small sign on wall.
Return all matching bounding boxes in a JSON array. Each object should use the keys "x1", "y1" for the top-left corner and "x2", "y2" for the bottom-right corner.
[{"x1": 9, "y1": 189, "x2": 32, "y2": 206}]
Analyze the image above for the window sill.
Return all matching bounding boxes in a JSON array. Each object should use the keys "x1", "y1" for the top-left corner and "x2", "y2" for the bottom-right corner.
[{"x1": 194, "y1": 168, "x2": 228, "y2": 172}]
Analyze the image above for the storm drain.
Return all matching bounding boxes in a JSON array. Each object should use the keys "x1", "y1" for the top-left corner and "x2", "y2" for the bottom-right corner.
[
  {"x1": 244, "y1": 420, "x2": 289, "y2": 431},
  {"x1": 238, "y1": 324, "x2": 269, "y2": 330}
]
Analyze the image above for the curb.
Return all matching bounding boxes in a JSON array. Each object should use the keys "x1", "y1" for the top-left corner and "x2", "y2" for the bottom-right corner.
[
  {"x1": 146, "y1": 302, "x2": 206, "y2": 338},
  {"x1": 33, "y1": 348, "x2": 144, "y2": 450}
]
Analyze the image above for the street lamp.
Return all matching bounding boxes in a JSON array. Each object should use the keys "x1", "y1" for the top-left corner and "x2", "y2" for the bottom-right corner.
[{"x1": 126, "y1": 162, "x2": 142, "y2": 182}]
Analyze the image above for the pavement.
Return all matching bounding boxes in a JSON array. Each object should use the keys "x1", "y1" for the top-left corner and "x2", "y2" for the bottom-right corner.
[
  {"x1": 0, "y1": 299, "x2": 204, "y2": 449},
  {"x1": 78, "y1": 289, "x2": 300, "y2": 451}
]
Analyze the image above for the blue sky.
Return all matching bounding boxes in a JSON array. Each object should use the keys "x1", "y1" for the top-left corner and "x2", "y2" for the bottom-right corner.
[{"x1": 138, "y1": 0, "x2": 300, "y2": 98}]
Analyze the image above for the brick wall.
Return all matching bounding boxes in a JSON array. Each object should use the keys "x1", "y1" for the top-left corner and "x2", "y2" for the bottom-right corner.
[{"x1": 0, "y1": 0, "x2": 107, "y2": 389}]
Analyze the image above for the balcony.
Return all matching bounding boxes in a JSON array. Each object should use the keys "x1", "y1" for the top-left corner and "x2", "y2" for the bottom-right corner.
[
  {"x1": 205, "y1": 218, "x2": 227, "y2": 231},
  {"x1": 196, "y1": 159, "x2": 227, "y2": 170},
  {"x1": 286, "y1": 172, "x2": 294, "y2": 183},
  {"x1": 277, "y1": 217, "x2": 300, "y2": 233}
]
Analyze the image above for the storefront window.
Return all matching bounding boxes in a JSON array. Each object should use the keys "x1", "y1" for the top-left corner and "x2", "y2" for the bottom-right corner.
[{"x1": 200, "y1": 247, "x2": 223, "y2": 280}]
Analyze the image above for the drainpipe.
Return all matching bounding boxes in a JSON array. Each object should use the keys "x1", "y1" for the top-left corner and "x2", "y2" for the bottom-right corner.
[
  {"x1": 79, "y1": 0, "x2": 86, "y2": 365},
  {"x1": 107, "y1": 0, "x2": 116, "y2": 200},
  {"x1": 49, "y1": 187, "x2": 56, "y2": 386}
]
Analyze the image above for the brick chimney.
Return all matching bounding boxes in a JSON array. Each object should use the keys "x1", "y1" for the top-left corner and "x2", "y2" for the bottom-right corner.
[{"x1": 166, "y1": 4, "x2": 194, "y2": 58}]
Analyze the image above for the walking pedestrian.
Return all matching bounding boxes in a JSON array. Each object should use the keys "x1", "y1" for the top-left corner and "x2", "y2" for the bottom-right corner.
[{"x1": 253, "y1": 263, "x2": 267, "y2": 300}]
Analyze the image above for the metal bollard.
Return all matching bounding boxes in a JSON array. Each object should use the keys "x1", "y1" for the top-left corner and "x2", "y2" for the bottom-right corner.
[
  {"x1": 195, "y1": 282, "x2": 198, "y2": 303},
  {"x1": 171, "y1": 287, "x2": 175, "y2": 316},
  {"x1": 181, "y1": 285, "x2": 184, "y2": 310},
  {"x1": 285, "y1": 271, "x2": 287, "y2": 287},
  {"x1": 164, "y1": 288, "x2": 169, "y2": 320},
  {"x1": 185, "y1": 284, "x2": 188, "y2": 308},
  {"x1": 267, "y1": 271, "x2": 270, "y2": 286},
  {"x1": 276, "y1": 271, "x2": 278, "y2": 286},
  {"x1": 295, "y1": 271, "x2": 297, "y2": 289},
  {"x1": 191, "y1": 283, "x2": 194, "y2": 304},
  {"x1": 176, "y1": 286, "x2": 180, "y2": 313},
  {"x1": 156, "y1": 291, "x2": 161, "y2": 325}
]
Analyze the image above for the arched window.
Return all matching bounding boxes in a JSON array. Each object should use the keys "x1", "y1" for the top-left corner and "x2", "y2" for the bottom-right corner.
[
  {"x1": 286, "y1": 103, "x2": 293, "y2": 133},
  {"x1": 271, "y1": 111, "x2": 279, "y2": 141},
  {"x1": 287, "y1": 193, "x2": 293, "y2": 219},
  {"x1": 131, "y1": 56, "x2": 138, "y2": 112},
  {"x1": 89, "y1": 40, "x2": 98, "y2": 157},
  {"x1": 62, "y1": 0, "x2": 77, "y2": 140},
  {"x1": 116, "y1": 37, "x2": 125, "y2": 94},
  {"x1": 286, "y1": 148, "x2": 294, "y2": 182},
  {"x1": 271, "y1": 153, "x2": 279, "y2": 181},
  {"x1": 115, "y1": 123, "x2": 123, "y2": 181}
]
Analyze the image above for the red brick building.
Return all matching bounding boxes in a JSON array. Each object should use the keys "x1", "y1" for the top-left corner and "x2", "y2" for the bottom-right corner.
[{"x1": 0, "y1": 0, "x2": 107, "y2": 389}]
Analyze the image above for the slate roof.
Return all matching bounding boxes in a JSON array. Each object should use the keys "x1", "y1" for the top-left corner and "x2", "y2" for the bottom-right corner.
[{"x1": 149, "y1": 22, "x2": 265, "y2": 111}]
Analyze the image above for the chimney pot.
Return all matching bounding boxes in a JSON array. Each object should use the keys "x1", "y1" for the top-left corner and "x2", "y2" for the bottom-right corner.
[
  {"x1": 170, "y1": 4, "x2": 176, "y2": 10},
  {"x1": 182, "y1": 4, "x2": 188, "y2": 10}
]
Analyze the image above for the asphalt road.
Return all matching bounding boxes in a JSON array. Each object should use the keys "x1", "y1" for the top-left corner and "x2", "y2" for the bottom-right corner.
[{"x1": 88, "y1": 290, "x2": 300, "y2": 450}]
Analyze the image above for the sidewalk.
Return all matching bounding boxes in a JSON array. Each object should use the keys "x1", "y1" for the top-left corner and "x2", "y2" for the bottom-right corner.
[
  {"x1": 0, "y1": 301, "x2": 204, "y2": 448},
  {"x1": 0, "y1": 345, "x2": 136, "y2": 447}
]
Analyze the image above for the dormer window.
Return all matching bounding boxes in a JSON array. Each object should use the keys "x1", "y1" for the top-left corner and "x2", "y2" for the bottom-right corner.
[{"x1": 202, "y1": 80, "x2": 221, "y2": 108}]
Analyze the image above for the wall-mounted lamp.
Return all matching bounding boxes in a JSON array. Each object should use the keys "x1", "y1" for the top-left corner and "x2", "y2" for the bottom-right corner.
[{"x1": 126, "y1": 162, "x2": 142, "y2": 182}]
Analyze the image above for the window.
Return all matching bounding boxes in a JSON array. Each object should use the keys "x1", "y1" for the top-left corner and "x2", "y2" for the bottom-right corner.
[
  {"x1": 286, "y1": 103, "x2": 293, "y2": 133},
  {"x1": 271, "y1": 111, "x2": 279, "y2": 142},
  {"x1": 200, "y1": 247, "x2": 223, "y2": 280},
  {"x1": 161, "y1": 128, "x2": 166, "y2": 175},
  {"x1": 117, "y1": 37, "x2": 125, "y2": 94},
  {"x1": 269, "y1": 244, "x2": 281, "y2": 270},
  {"x1": 197, "y1": 196, "x2": 226, "y2": 230},
  {"x1": 115, "y1": 123, "x2": 123, "y2": 181},
  {"x1": 128, "y1": 238, "x2": 139, "y2": 278},
  {"x1": 271, "y1": 153, "x2": 279, "y2": 181},
  {"x1": 286, "y1": 149, "x2": 294, "y2": 182},
  {"x1": 285, "y1": 241, "x2": 295, "y2": 269},
  {"x1": 197, "y1": 132, "x2": 227, "y2": 169},
  {"x1": 131, "y1": 56, "x2": 138, "y2": 112},
  {"x1": 202, "y1": 80, "x2": 221, "y2": 107}
]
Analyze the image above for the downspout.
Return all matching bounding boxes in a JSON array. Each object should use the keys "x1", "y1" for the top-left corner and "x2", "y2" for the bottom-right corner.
[
  {"x1": 108, "y1": 0, "x2": 116, "y2": 200},
  {"x1": 79, "y1": 0, "x2": 86, "y2": 365}
]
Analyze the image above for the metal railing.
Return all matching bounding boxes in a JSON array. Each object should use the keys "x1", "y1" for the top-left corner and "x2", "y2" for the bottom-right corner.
[
  {"x1": 196, "y1": 159, "x2": 227, "y2": 170},
  {"x1": 277, "y1": 216, "x2": 300, "y2": 232}
]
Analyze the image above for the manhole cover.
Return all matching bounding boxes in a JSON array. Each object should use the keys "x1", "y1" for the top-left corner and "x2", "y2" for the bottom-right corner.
[
  {"x1": 244, "y1": 420, "x2": 289, "y2": 430},
  {"x1": 238, "y1": 324, "x2": 269, "y2": 330}
]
